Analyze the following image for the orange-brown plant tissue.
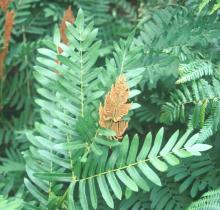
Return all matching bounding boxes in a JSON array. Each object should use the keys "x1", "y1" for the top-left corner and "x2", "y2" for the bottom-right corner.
[
  {"x1": 4, "y1": 10, "x2": 14, "y2": 48},
  {"x1": 59, "y1": 6, "x2": 75, "y2": 44},
  {"x1": 0, "y1": 10, "x2": 14, "y2": 79},
  {"x1": 99, "y1": 75, "x2": 131, "y2": 140},
  {"x1": 0, "y1": 0, "x2": 11, "y2": 12}
]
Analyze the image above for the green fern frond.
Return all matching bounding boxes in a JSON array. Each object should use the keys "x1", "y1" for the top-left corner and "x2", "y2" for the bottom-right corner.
[
  {"x1": 30, "y1": 127, "x2": 211, "y2": 209},
  {"x1": 0, "y1": 195, "x2": 23, "y2": 210},
  {"x1": 160, "y1": 79, "x2": 220, "y2": 124},
  {"x1": 119, "y1": 179, "x2": 192, "y2": 210},
  {"x1": 119, "y1": 191, "x2": 151, "y2": 210},
  {"x1": 198, "y1": 100, "x2": 220, "y2": 142},
  {"x1": 137, "y1": 6, "x2": 220, "y2": 53},
  {"x1": 187, "y1": 188, "x2": 220, "y2": 210},
  {"x1": 23, "y1": 9, "x2": 213, "y2": 210},
  {"x1": 134, "y1": 5, "x2": 220, "y2": 88},
  {"x1": 0, "y1": 148, "x2": 25, "y2": 174},
  {"x1": 150, "y1": 178, "x2": 192, "y2": 210},
  {"x1": 176, "y1": 60, "x2": 213, "y2": 84},
  {"x1": 168, "y1": 151, "x2": 220, "y2": 198}
]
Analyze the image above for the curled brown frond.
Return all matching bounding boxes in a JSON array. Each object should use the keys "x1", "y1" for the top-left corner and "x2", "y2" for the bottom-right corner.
[
  {"x1": 0, "y1": 50, "x2": 6, "y2": 79},
  {"x1": 59, "y1": 6, "x2": 75, "y2": 44},
  {"x1": 4, "y1": 10, "x2": 14, "y2": 48},
  {"x1": 55, "y1": 7, "x2": 74, "y2": 75},
  {"x1": 0, "y1": 10, "x2": 14, "y2": 79},
  {"x1": 0, "y1": 0, "x2": 11, "y2": 12},
  {"x1": 99, "y1": 75, "x2": 131, "y2": 140}
]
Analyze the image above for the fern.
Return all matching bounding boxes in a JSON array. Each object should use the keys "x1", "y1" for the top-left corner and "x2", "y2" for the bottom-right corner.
[
  {"x1": 0, "y1": 195, "x2": 23, "y2": 210},
  {"x1": 1, "y1": 1, "x2": 220, "y2": 209},
  {"x1": 119, "y1": 191, "x2": 151, "y2": 210},
  {"x1": 160, "y1": 79, "x2": 218, "y2": 123},
  {"x1": 175, "y1": 60, "x2": 213, "y2": 84},
  {"x1": 135, "y1": 5, "x2": 220, "y2": 88},
  {"x1": 23, "y1": 9, "x2": 213, "y2": 209},
  {"x1": 187, "y1": 188, "x2": 220, "y2": 210},
  {"x1": 160, "y1": 58, "x2": 220, "y2": 142},
  {"x1": 13, "y1": 0, "x2": 53, "y2": 36},
  {"x1": 150, "y1": 178, "x2": 192, "y2": 210},
  {"x1": 168, "y1": 150, "x2": 220, "y2": 198}
]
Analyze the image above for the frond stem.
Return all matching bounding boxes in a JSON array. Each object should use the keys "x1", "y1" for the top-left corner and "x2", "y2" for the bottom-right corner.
[{"x1": 73, "y1": 147, "x2": 188, "y2": 182}]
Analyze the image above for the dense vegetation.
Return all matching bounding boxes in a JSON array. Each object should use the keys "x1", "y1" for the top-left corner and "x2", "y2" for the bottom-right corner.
[{"x1": 0, "y1": 0, "x2": 220, "y2": 209}]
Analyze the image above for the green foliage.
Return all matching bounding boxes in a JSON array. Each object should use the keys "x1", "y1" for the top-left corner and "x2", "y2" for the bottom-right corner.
[
  {"x1": 0, "y1": 196, "x2": 23, "y2": 210},
  {"x1": 168, "y1": 151, "x2": 220, "y2": 198},
  {"x1": 160, "y1": 59, "x2": 220, "y2": 142},
  {"x1": 23, "y1": 8, "x2": 212, "y2": 210},
  {"x1": 1, "y1": 0, "x2": 220, "y2": 209},
  {"x1": 187, "y1": 188, "x2": 220, "y2": 210}
]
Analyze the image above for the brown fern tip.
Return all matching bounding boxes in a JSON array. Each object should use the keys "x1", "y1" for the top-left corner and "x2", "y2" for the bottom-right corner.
[
  {"x1": 99, "y1": 75, "x2": 131, "y2": 140},
  {"x1": 0, "y1": 10, "x2": 14, "y2": 79},
  {"x1": 59, "y1": 6, "x2": 75, "y2": 44},
  {"x1": 0, "y1": 0, "x2": 11, "y2": 12},
  {"x1": 4, "y1": 10, "x2": 14, "y2": 48}
]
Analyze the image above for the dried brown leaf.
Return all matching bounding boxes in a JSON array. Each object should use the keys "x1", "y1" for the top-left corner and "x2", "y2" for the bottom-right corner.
[
  {"x1": 99, "y1": 75, "x2": 131, "y2": 140},
  {"x1": 0, "y1": 10, "x2": 14, "y2": 79},
  {"x1": 0, "y1": 50, "x2": 6, "y2": 79},
  {"x1": 0, "y1": 0, "x2": 11, "y2": 12},
  {"x1": 4, "y1": 10, "x2": 14, "y2": 47},
  {"x1": 59, "y1": 6, "x2": 75, "y2": 44}
]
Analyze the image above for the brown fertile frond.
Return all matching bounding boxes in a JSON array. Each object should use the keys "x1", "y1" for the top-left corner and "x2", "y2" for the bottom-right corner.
[
  {"x1": 0, "y1": 10, "x2": 14, "y2": 79},
  {"x1": 0, "y1": 50, "x2": 6, "y2": 79},
  {"x1": 101, "y1": 75, "x2": 131, "y2": 122},
  {"x1": 4, "y1": 10, "x2": 14, "y2": 48},
  {"x1": 111, "y1": 121, "x2": 128, "y2": 140},
  {"x1": 99, "y1": 75, "x2": 131, "y2": 140},
  {"x1": 0, "y1": 0, "x2": 11, "y2": 12},
  {"x1": 59, "y1": 6, "x2": 75, "y2": 44},
  {"x1": 55, "y1": 6, "x2": 74, "y2": 75}
]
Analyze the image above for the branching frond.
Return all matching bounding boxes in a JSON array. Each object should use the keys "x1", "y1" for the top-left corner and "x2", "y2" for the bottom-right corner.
[
  {"x1": 119, "y1": 191, "x2": 151, "y2": 210},
  {"x1": 23, "y1": 9, "x2": 213, "y2": 210},
  {"x1": 176, "y1": 60, "x2": 213, "y2": 84},
  {"x1": 160, "y1": 79, "x2": 220, "y2": 125},
  {"x1": 135, "y1": 5, "x2": 220, "y2": 87},
  {"x1": 187, "y1": 188, "x2": 220, "y2": 210},
  {"x1": 1, "y1": 2, "x2": 220, "y2": 209},
  {"x1": 30, "y1": 127, "x2": 211, "y2": 209},
  {"x1": 168, "y1": 151, "x2": 220, "y2": 198},
  {"x1": 150, "y1": 178, "x2": 192, "y2": 210}
]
